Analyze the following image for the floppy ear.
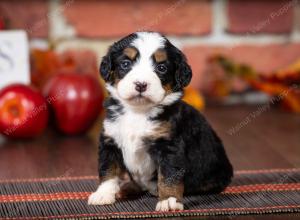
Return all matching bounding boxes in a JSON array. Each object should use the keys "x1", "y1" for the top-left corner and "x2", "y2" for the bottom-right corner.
[
  {"x1": 174, "y1": 49, "x2": 192, "y2": 91},
  {"x1": 99, "y1": 55, "x2": 113, "y2": 82}
]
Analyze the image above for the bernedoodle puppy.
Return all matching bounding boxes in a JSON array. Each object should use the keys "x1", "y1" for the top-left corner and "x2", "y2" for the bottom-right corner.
[{"x1": 88, "y1": 31, "x2": 233, "y2": 211}]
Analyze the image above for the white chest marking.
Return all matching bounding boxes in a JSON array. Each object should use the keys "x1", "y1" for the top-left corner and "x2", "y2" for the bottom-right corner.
[{"x1": 103, "y1": 110, "x2": 158, "y2": 190}]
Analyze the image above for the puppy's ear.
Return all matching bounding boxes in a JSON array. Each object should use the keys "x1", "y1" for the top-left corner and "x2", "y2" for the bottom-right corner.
[
  {"x1": 175, "y1": 57, "x2": 192, "y2": 90},
  {"x1": 174, "y1": 49, "x2": 192, "y2": 91},
  {"x1": 99, "y1": 55, "x2": 113, "y2": 82}
]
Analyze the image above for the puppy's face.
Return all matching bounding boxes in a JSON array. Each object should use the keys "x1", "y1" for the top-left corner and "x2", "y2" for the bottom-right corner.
[{"x1": 100, "y1": 32, "x2": 192, "y2": 108}]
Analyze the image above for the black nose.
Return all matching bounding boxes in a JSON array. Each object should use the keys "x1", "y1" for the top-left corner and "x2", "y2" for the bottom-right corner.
[{"x1": 134, "y1": 81, "x2": 147, "y2": 93}]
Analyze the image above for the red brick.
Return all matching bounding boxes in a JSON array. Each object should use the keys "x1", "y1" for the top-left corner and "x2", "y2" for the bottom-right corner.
[
  {"x1": 227, "y1": 0, "x2": 294, "y2": 34},
  {"x1": 295, "y1": 3, "x2": 300, "y2": 31},
  {"x1": 183, "y1": 44, "x2": 300, "y2": 90},
  {"x1": 0, "y1": 0, "x2": 49, "y2": 38},
  {"x1": 64, "y1": 0, "x2": 211, "y2": 38}
]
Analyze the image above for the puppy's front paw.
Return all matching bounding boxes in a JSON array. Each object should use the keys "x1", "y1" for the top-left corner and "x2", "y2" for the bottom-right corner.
[
  {"x1": 155, "y1": 197, "x2": 184, "y2": 211},
  {"x1": 88, "y1": 177, "x2": 120, "y2": 205},
  {"x1": 88, "y1": 191, "x2": 116, "y2": 205}
]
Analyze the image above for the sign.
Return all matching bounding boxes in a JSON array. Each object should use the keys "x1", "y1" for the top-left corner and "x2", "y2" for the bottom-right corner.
[{"x1": 0, "y1": 30, "x2": 30, "y2": 89}]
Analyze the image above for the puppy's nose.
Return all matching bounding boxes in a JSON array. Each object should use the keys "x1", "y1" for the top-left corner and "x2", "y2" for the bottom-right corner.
[{"x1": 134, "y1": 81, "x2": 147, "y2": 93}]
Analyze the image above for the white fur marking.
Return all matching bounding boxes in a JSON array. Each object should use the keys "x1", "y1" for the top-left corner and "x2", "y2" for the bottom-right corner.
[
  {"x1": 160, "y1": 92, "x2": 182, "y2": 106},
  {"x1": 131, "y1": 32, "x2": 166, "y2": 58},
  {"x1": 88, "y1": 177, "x2": 120, "y2": 205},
  {"x1": 155, "y1": 197, "x2": 184, "y2": 211},
  {"x1": 104, "y1": 109, "x2": 157, "y2": 191}
]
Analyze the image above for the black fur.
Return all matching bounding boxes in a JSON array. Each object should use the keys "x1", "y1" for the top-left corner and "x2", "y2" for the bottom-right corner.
[
  {"x1": 148, "y1": 100, "x2": 233, "y2": 194},
  {"x1": 98, "y1": 134, "x2": 125, "y2": 178}
]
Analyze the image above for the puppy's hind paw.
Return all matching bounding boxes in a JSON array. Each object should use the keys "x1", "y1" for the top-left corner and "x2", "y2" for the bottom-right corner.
[
  {"x1": 155, "y1": 197, "x2": 184, "y2": 211},
  {"x1": 88, "y1": 191, "x2": 116, "y2": 205}
]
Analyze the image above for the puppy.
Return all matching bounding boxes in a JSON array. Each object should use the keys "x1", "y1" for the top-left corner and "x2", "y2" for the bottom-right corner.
[{"x1": 88, "y1": 32, "x2": 233, "y2": 211}]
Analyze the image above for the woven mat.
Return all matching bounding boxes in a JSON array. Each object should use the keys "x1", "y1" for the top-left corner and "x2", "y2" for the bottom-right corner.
[{"x1": 0, "y1": 168, "x2": 300, "y2": 219}]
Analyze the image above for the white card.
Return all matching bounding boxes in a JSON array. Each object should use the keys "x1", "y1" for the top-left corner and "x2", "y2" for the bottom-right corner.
[{"x1": 0, "y1": 30, "x2": 30, "y2": 89}]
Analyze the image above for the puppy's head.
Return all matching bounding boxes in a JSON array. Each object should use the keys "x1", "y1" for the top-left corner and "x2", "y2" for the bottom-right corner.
[{"x1": 100, "y1": 32, "x2": 192, "y2": 108}]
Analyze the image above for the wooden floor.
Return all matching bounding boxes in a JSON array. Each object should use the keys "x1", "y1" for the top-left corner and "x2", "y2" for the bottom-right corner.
[{"x1": 0, "y1": 105, "x2": 299, "y2": 219}]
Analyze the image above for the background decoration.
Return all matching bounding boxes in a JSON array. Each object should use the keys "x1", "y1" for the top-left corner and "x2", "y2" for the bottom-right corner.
[
  {"x1": 0, "y1": 31, "x2": 30, "y2": 89},
  {"x1": 208, "y1": 55, "x2": 300, "y2": 113}
]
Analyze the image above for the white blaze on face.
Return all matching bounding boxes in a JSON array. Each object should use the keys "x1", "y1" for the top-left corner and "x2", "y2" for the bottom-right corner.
[{"x1": 116, "y1": 32, "x2": 166, "y2": 105}]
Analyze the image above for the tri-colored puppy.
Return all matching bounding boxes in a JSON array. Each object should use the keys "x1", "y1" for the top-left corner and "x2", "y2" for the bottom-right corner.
[{"x1": 88, "y1": 32, "x2": 233, "y2": 211}]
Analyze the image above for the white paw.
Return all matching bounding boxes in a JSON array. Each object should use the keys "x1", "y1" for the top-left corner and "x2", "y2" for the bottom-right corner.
[
  {"x1": 155, "y1": 197, "x2": 184, "y2": 211},
  {"x1": 88, "y1": 191, "x2": 116, "y2": 205},
  {"x1": 88, "y1": 178, "x2": 120, "y2": 205}
]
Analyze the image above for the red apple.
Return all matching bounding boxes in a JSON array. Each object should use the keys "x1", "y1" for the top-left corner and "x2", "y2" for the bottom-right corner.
[
  {"x1": 43, "y1": 73, "x2": 104, "y2": 135},
  {"x1": 0, "y1": 18, "x2": 4, "y2": 30},
  {"x1": 0, "y1": 84, "x2": 49, "y2": 138}
]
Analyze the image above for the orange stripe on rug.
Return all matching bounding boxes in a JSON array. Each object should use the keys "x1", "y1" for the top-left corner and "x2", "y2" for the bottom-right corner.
[
  {"x1": 0, "y1": 192, "x2": 90, "y2": 203},
  {"x1": 224, "y1": 183, "x2": 300, "y2": 194}
]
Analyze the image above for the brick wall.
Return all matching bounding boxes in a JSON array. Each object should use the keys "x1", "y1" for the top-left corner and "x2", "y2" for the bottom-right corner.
[{"x1": 1, "y1": 0, "x2": 300, "y2": 90}]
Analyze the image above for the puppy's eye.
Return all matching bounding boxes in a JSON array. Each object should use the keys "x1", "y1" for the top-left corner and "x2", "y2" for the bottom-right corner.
[
  {"x1": 120, "y1": 60, "x2": 132, "y2": 70},
  {"x1": 156, "y1": 64, "x2": 167, "y2": 74}
]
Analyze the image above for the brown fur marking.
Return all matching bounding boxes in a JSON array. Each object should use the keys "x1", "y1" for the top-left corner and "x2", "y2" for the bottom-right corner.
[
  {"x1": 124, "y1": 47, "x2": 138, "y2": 60},
  {"x1": 163, "y1": 84, "x2": 173, "y2": 94},
  {"x1": 154, "y1": 49, "x2": 167, "y2": 63},
  {"x1": 100, "y1": 162, "x2": 123, "y2": 183},
  {"x1": 158, "y1": 168, "x2": 184, "y2": 202},
  {"x1": 148, "y1": 121, "x2": 171, "y2": 140}
]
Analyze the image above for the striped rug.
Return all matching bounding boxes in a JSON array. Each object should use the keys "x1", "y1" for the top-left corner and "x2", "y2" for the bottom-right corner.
[{"x1": 0, "y1": 168, "x2": 300, "y2": 219}]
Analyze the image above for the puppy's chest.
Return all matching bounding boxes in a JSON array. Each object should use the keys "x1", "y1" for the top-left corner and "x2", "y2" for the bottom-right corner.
[{"x1": 104, "y1": 112, "x2": 160, "y2": 185}]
